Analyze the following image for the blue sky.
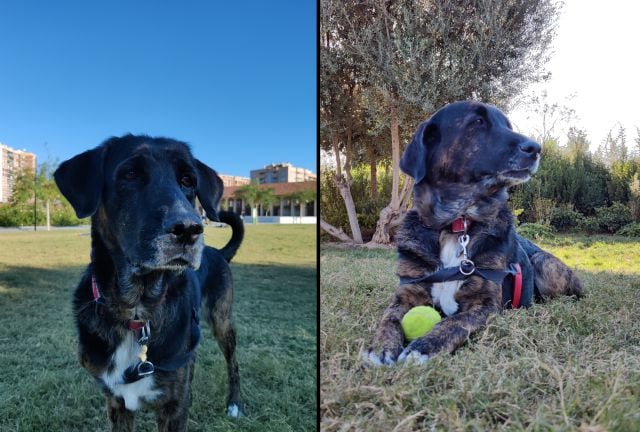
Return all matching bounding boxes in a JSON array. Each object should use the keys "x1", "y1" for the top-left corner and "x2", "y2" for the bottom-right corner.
[{"x1": 0, "y1": 1, "x2": 316, "y2": 177}]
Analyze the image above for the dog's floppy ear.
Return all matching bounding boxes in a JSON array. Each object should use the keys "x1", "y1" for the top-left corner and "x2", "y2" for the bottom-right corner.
[
  {"x1": 195, "y1": 159, "x2": 223, "y2": 222},
  {"x1": 54, "y1": 147, "x2": 105, "y2": 218},
  {"x1": 400, "y1": 120, "x2": 439, "y2": 184}
]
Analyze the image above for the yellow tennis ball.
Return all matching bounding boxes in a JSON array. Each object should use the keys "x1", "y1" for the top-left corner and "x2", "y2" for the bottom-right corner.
[{"x1": 401, "y1": 306, "x2": 442, "y2": 341}]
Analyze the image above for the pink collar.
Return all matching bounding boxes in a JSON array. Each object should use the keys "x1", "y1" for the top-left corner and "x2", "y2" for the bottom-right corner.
[{"x1": 91, "y1": 273, "x2": 147, "y2": 331}]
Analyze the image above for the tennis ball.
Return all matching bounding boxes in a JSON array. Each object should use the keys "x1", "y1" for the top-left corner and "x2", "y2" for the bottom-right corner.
[{"x1": 401, "y1": 306, "x2": 442, "y2": 341}]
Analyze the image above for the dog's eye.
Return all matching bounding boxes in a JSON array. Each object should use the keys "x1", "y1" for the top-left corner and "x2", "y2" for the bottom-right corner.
[
  {"x1": 180, "y1": 174, "x2": 194, "y2": 188},
  {"x1": 474, "y1": 118, "x2": 485, "y2": 126},
  {"x1": 123, "y1": 169, "x2": 138, "y2": 181}
]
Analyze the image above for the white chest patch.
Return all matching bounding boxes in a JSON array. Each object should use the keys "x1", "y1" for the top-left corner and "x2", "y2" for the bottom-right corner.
[
  {"x1": 100, "y1": 332, "x2": 162, "y2": 411},
  {"x1": 431, "y1": 234, "x2": 463, "y2": 316}
]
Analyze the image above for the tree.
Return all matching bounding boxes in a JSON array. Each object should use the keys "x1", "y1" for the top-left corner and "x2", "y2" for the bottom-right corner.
[
  {"x1": 321, "y1": 0, "x2": 560, "y2": 244},
  {"x1": 519, "y1": 91, "x2": 577, "y2": 144},
  {"x1": 234, "y1": 181, "x2": 275, "y2": 224},
  {"x1": 596, "y1": 124, "x2": 629, "y2": 167},
  {"x1": 630, "y1": 173, "x2": 640, "y2": 220},
  {"x1": 0, "y1": 162, "x2": 84, "y2": 227},
  {"x1": 319, "y1": 1, "x2": 365, "y2": 243},
  {"x1": 286, "y1": 189, "x2": 317, "y2": 221}
]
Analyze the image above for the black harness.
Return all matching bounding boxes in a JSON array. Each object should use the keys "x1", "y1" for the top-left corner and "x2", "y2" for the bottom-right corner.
[
  {"x1": 399, "y1": 216, "x2": 528, "y2": 309},
  {"x1": 399, "y1": 262, "x2": 520, "y2": 286},
  {"x1": 91, "y1": 271, "x2": 201, "y2": 385}
]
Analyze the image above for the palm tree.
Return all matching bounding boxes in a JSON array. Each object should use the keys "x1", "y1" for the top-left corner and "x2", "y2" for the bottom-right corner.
[
  {"x1": 286, "y1": 189, "x2": 317, "y2": 222},
  {"x1": 234, "y1": 181, "x2": 275, "y2": 224}
]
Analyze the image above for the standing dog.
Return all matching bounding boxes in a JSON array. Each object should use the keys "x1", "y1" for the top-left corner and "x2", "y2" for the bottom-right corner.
[
  {"x1": 365, "y1": 101, "x2": 582, "y2": 366},
  {"x1": 54, "y1": 135, "x2": 243, "y2": 431}
]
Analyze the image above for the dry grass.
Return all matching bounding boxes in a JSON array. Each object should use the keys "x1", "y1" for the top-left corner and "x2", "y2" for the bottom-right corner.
[
  {"x1": 320, "y1": 236, "x2": 640, "y2": 431},
  {"x1": 0, "y1": 224, "x2": 316, "y2": 432}
]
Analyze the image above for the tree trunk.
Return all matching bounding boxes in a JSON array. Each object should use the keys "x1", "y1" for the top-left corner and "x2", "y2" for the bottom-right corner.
[
  {"x1": 320, "y1": 219, "x2": 354, "y2": 243},
  {"x1": 46, "y1": 200, "x2": 51, "y2": 231},
  {"x1": 369, "y1": 95, "x2": 403, "y2": 244},
  {"x1": 367, "y1": 142, "x2": 378, "y2": 200},
  {"x1": 390, "y1": 98, "x2": 401, "y2": 209},
  {"x1": 369, "y1": 206, "x2": 399, "y2": 244},
  {"x1": 331, "y1": 133, "x2": 363, "y2": 244},
  {"x1": 332, "y1": 132, "x2": 342, "y2": 179},
  {"x1": 335, "y1": 175, "x2": 363, "y2": 243}
]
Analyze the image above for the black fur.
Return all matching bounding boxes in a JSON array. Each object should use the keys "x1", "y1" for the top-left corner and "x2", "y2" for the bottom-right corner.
[
  {"x1": 55, "y1": 134, "x2": 244, "y2": 431},
  {"x1": 365, "y1": 101, "x2": 583, "y2": 366}
]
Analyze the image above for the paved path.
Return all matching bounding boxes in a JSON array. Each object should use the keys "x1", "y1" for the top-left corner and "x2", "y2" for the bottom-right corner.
[{"x1": 0, "y1": 225, "x2": 90, "y2": 233}]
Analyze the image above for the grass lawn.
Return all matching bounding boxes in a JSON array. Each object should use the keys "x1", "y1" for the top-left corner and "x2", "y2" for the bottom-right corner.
[
  {"x1": 321, "y1": 235, "x2": 640, "y2": 431},
  {"x1": 0, "y1": 224, "x2": 317, "y2": 432}
]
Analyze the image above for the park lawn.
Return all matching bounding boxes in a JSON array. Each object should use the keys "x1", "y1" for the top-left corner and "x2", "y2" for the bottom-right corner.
[
  {"x1": 321, "y1": 235, "x2": 640, "y2": 431},
  {"x1": 0, "y1": 224, "x2": 317, "y2": 432}
]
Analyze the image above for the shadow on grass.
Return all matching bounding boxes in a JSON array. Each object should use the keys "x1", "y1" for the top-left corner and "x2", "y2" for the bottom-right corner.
[{"x1": 0, "y1": 261, "x2": 317, "y2": 432}]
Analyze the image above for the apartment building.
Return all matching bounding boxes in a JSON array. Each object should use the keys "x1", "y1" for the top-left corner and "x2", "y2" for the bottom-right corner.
[
  {"x1": 219, "y1": 174, "x2": 251, "y2": 187},
  {"x1": 0, "y1": 143, "x2": 36, "y2": 203},
  {"x1": 250, "y1": 163, "x2": 316, "y2": 184}
]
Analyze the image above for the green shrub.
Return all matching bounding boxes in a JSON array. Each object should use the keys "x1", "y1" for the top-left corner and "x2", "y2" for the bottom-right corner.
[
  {"x1": 594, "y1": 202, "x2": 633, "y2": 233},
  {"x1": 617, "y1": 222, "x2": 640, "y2": 237},
  {"x1": 512, "y1": 208, "x2": 524, "y2": 225},
  {"x1": 51, "y1": 206, "x2": 85, "y2": 226},
  {"x1": 0, "y1": 205, "x2": 22, "y2": 227},
  {"x1": 579, "y1": 217, "x2": 601, "y2": 234},
  {"x1": 0, "y1": 203, "x2": 45, "y2": 227},
  {"x1": 320, "y1": 170, "x2": 349, "y2": 239},
  {"x1": 517, "y1": 223, "x2": 555, "y2": 240},
  {"x1": 320, "y1": 164, "x2": 397, "y2": 241},
  {"x1": 550, "y1": 205, "x2": 585, "y2": 232},
  {"x1": 0, "y1": 202, "x2": 85, "y2": 227}
]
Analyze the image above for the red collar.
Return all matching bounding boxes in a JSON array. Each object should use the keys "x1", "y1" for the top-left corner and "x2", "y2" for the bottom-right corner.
[
  {"x1": 451, "y1": 216, "x2": 472, "y2": 233},
  {"x1": 128, "y1": 319, "x2": 147, "y2": 331}
]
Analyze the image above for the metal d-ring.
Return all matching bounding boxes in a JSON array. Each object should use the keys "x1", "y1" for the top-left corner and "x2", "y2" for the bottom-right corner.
[
  {"x1": 459, "y1": 259, "x2": 475, "y2": 275},
  {"x1": 137, "y1": 360, "x2": 155, "y2": 376}
]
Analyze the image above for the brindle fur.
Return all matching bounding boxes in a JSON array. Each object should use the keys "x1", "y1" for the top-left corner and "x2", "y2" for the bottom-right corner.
[
  {"x1": 365, "y1": 101, "x2": 583, "y2": 365},
  {"x1": 55, "y1": 135, "x2": 244, "y2": 431}
]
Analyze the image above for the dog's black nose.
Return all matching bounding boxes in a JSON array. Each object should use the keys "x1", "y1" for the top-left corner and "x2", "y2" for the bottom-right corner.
[
  {"x1": 167, "y1": 220, "x2": 204, "y2": 244},
  {"x1": 519, "y1": 140, "x2": 541, "y2": 156}
]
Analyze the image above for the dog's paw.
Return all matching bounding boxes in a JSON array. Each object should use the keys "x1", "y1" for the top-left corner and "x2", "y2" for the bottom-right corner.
[
  {"x1": 397, "y1": 347, "x2": 430, "y2": 365},
  {"x1": 361, "y1": 347, "x2": 399, "y2": 367},
  {"x1": 226, "y1": 403, "x2": 243, "y2": 418}
]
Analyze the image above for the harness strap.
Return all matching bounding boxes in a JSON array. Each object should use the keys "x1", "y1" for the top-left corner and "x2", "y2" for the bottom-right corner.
[
  {"x1": 400, "y1": 263, "x2": 525, "y2": 309},
  {"x1": 512, "y1": 262, "x2": 522, "y2": 309},
  {"x1": 91, "y1": 274, "x2": 105, "y2": 315},
  {"x1": 399, "y1": 264, "x2": 519, "y2": 287},
  {"x1": 90, "y1": 267, "x2": 201, "y2": 384},
  {"x1": 122, "y1": 307, "x2": 201, "y2": 383}
]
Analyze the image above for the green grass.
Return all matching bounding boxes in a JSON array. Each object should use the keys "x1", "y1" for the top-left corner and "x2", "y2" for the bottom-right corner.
[
  {"x1": 0, "y1": 224, "x2": 317, "y2": 432},
  {"x1": 321, "y1": 235, "x2": 640, "y2": 431}
]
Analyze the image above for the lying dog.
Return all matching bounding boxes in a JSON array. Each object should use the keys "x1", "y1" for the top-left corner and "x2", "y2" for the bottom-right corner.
[
  {"x1": 365, "y1": 101, "x2": 583, "y2": 366},
  {"x1": 54, "y1": 135, "x2": 243, "y2": 431}
]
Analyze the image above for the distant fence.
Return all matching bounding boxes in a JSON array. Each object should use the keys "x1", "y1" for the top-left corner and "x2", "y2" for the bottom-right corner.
[{"x1": 241, "y1": 216, "x2": 317, "y2": 224}]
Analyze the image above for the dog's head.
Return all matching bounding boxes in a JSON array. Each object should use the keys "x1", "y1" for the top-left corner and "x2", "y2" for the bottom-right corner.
[
  {"x1": 401, "y1": 101, "x2": 541, "y2": 189},
  {"x1": 54, "y1": 135, "x2": 222, "y2": 276}
]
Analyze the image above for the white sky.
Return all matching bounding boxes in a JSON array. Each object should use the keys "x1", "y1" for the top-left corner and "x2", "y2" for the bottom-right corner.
[{"x1": 508, "y1": 0, "x2": 640, "y2": 150}]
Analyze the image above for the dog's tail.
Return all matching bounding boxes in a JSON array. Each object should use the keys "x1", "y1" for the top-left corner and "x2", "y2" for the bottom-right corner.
[
  {"x1": 218, "y1": 210, "x2": 244, "y2": 262},
  {"x1": 516, "y1": 234, "x2": 583, "y2": 299}
]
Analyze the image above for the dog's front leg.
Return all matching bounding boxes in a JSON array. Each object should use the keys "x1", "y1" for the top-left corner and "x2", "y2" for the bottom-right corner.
[
  {"x1": 155, "y1": 365, "x2": 192, "y2": 432},
  {"x1": 398, "y1": 278, "x2": 500, "y2": 364},
  {"x1": 364, "y1": 283, "x2": 432, "y2": 366},
  {"x1": 106, "y1": 395, "x2": 135, "y2": 432}
]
